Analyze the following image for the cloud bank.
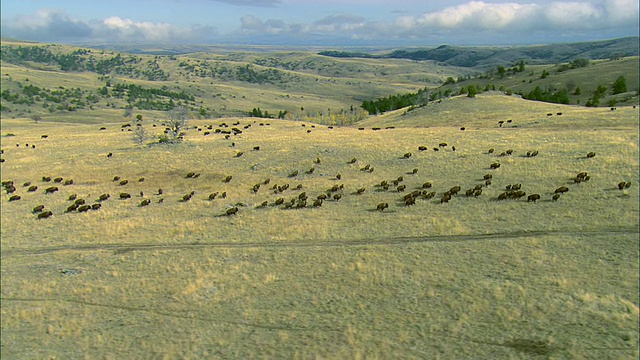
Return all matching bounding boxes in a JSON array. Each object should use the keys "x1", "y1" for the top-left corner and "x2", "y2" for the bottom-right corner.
[
  {"x1": 1, "y1": 1, "x2": 638, "y2": 45},
  {"x1": 1, "y1": 9, "x2": 216, "y2": 43}
]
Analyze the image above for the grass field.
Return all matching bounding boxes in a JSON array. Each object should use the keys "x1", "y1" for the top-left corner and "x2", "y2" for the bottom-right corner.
[{"x1": 1, "y1": 93, "x2": 638, "y2": 358}]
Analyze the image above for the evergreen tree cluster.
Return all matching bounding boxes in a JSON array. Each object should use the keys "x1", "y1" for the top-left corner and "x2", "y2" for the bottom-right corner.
[
  {"x1": 361, "y1": 88, "x2": 429, "y2": 114},
  {"x1": 520, "y1": 86, "x2": 570, "y2": 104}
]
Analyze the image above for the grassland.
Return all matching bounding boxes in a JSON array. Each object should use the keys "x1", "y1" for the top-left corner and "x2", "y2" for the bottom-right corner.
[{"x1": 1, "y1": 92, "x2": 638, "y2": 358}]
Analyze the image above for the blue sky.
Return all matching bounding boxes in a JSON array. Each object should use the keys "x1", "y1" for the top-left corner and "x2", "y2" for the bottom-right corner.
[{"x1": 1, "y1": 0, "x2": 638, "y2": 46}]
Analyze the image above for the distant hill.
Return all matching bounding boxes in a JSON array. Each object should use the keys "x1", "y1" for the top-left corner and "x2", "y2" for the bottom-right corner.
[{"x1": 319, "y1": 37, "x2": 640, "y2": 68}]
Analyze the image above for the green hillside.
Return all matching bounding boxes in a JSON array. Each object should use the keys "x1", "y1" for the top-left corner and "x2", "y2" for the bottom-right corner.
[{"x1": 2, "y1": 38, "x2": 637, "y2": 129}]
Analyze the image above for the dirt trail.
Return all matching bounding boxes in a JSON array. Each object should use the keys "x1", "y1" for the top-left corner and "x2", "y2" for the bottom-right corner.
[{"x1": 3, "y1": 226, "x2": 638, "y2": 255}]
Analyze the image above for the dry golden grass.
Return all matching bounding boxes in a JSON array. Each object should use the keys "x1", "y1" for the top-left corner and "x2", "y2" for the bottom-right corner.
[{"x1": 1, "y1": 94, "x2": 638, "y2": 358}]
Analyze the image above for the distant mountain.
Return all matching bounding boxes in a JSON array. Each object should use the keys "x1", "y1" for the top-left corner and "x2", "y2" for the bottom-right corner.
[{"x1": 319, "y1": 37, "x2": 640, "y2": 68}]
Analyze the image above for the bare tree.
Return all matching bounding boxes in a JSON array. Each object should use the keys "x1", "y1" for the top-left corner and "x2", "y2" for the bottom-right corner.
[
  {"x1": 161, "y1": 106, "x2": 188, "y2": 143},
  {"x1": 132, "y1": 122, "x2": 148, "y2": 145}
]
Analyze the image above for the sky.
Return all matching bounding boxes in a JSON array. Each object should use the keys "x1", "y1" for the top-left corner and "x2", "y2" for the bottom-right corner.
[{"x1": 1, "y1": 0, "x2": 638, "y2": 46}]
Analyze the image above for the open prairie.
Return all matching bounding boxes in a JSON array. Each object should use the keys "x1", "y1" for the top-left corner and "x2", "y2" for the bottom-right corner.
[{"x1": 1, "y1": 93, "x2": 638, "y2": 358}]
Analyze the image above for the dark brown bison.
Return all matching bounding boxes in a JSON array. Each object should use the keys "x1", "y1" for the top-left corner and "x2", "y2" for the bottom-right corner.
[
  {"x1": 527, "y1": 194, "x2": 541, "y2": 202},
  {"x1": 119, "y1": 193, "x2": 132, "y2": 199},
  {"x1": 490, "y1": 162, "x2": 501, "y2": 169},
  {"x1": 33, "y1": 205, "x2": 45, "y2": 213},
  {"x1": 586, "y1": 152, "x2": 596, "y2": 158},
  {"x1": 140, "y1": 199, "x2": 151, "y2": 207},
  {"x1": 98, "y1": 194, "x2": 110, "y2": 201},
  {"x1": 77, "y1": 205, "x2": 91, "y2": 212},
  {"x1": 37, "y1": 211, "x2": 53, "y2": 219},
  {"x1": 119, "y1": 180, "x2": 128, "y2": 186},
  {"x1": 376, "y1": 203, "x2": 389, "y2": 211},
  {"x1": 555, "y1": 186, "x2": 569, "y2": 194},
  {"x1": 333, "y1": 194, "x2": 342, "y2": 201},
  {"x1": 44, "y1": 186, "x2": 59, "y2": 194},
  {"x1": 27, "y1": 185, "x2": 38, "y2": 192}
]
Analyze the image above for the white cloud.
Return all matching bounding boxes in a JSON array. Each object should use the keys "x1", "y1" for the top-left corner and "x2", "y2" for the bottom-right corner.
[
  {"x1": 1, "y1": 10, "x2": 216, "y2": 43},
  {"x1": 1, "y1": 1, "x2": 637, "y2": 45}
]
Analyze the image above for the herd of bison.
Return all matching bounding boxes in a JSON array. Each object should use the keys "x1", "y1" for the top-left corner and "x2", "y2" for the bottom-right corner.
[{"x1": 1, "y1": 116, "x2": 634, "y2": 221}]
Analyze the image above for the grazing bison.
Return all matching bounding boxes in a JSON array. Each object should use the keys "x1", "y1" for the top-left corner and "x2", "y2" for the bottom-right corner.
[
  {"x1": 27, "y1": 185, "x2": 38, "y2": 192},
  {"x1": 44, "y1": 186, "x2": 59, "y2": 194},
  {"x1": 138, "y1": 177, "x2": 145, "y2": 182},
  {"x1": 348, "y1": 158, "x2": 357, "y2": 164},
  {"x1": 356, "y1": 188, "x2": 366, "y2": 195},
  {"x1": 113, "y1": 176, "x2": 120, "y2": 181},
  {"x1": 66, "y1": 204, "x2": 78, "y2": 212},
  {"x1": 186, "y1": 172, "x2": 196, "y2": 178},
  {"x1": 288, "y1": 170, "x2": 298, "y2": 178},
  {"x1": 527, "y1": 194, "x2": 541, "y2": 202},
  {"x1": 119, "y1": 180, "x2": 129, "y2": 186},
  {"x1": 483, "y1": 174, "x2": 493, "y2": 180},
  {"x1": 74, "y1": 199, "x2": 86, "y2": 205},
  {"x1": 552, "y1": 194, "x2": 561, "y2": 201},
  {"x1": 439, "y1": 142, "x2": 447, "y2": 148},
  {"x1": 223, "y1": 175, "x2": 233, "y2": 183},
  {"x1": 53, "y1": 177, "x2": 63, "y2": 183},
  {"x1": 405, "y1": 197, "x2": 416, "y2": 206},
  {"x1": 490, "y1": 162, "x2": 501, "y2": 169},
  {"x1": 98, "y1": 194, "x2": 110, "y2": 201},
  {"x1": 555, "y1": 186, "x2": 569, "y2": 194},
  {"x1": 333, "y1": 194, "x2": 342, "y2": 201},
  {"x1": 488, "y1": 148, "x2": 495, "y2": 154},
  {"x1": 586, "y1": 152, "x2": 596, "y2": 158},
  {"x1": 618, "y1": 181, "x2": 631, "y2": 190},
  {"x1": 418, "y1": 146, "x2": 428, "y2": 151},
  {"x1": 119, "y1": 193, "x2": 132, "y2": 199},
  {"x1": 32, "y1": 204, "x2": 45, "y2": 213},
  {"x1": 377, "y1": 203, "x2": 389, "y2": 211},
  {"x1": 274, "y1": 198, "x2": 285, "y2": 206},
  {"x1": 397, "y1": 185, "x2": 406, "y2": 192},
  {"x1": 449, "y1": 186, "x2": 461, "y2": 195},
  {"x1": 77, "y1": 205, "x2": 91, "y2": 212},
  {"x1": 440, "y1": 194, "x2": 451, "y2": 204},
  {"x1": 403, "y1": 152, "x2": 412, "y2": 158},
  {"x1": 423, "y1": 191, "x2": 436, "y2": 199},
  {"x1": 37, "y1": 211, "x2": 53, "y2": 219},
  {"x1": 140, "y1": 199, "x2": 151, "y2": 207},
  {"x1": 336, "y1": 174, "x2": 342, "y2": 180},
  {"x1": 312, "y1": 199, "x2": 323, "y2": 207},
  {"x1": 68, "y1": 194, "x2": 78, "y2": 201},
  {"x1": 63, "y1": 179, "x2": 73, "y2": 186},
  {"x1": 422, "y1": 182, "x2": 432, "y2": 189}
]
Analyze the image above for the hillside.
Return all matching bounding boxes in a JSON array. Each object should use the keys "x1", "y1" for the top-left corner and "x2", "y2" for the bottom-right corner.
[
  {"x1": 1, "y1": 38, "x2": 638, "y2": 128},
  {"x1": 0, "y1": 40, "x2": 469, "y2": 123},
  {"x1": 320, "y1": 37, "x2": 640, "y2": 68}
]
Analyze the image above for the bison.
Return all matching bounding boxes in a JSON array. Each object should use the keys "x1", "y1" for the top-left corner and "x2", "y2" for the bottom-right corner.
[{"x1": 37, "y1": 211, "x2": 53, "y2": 219}]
